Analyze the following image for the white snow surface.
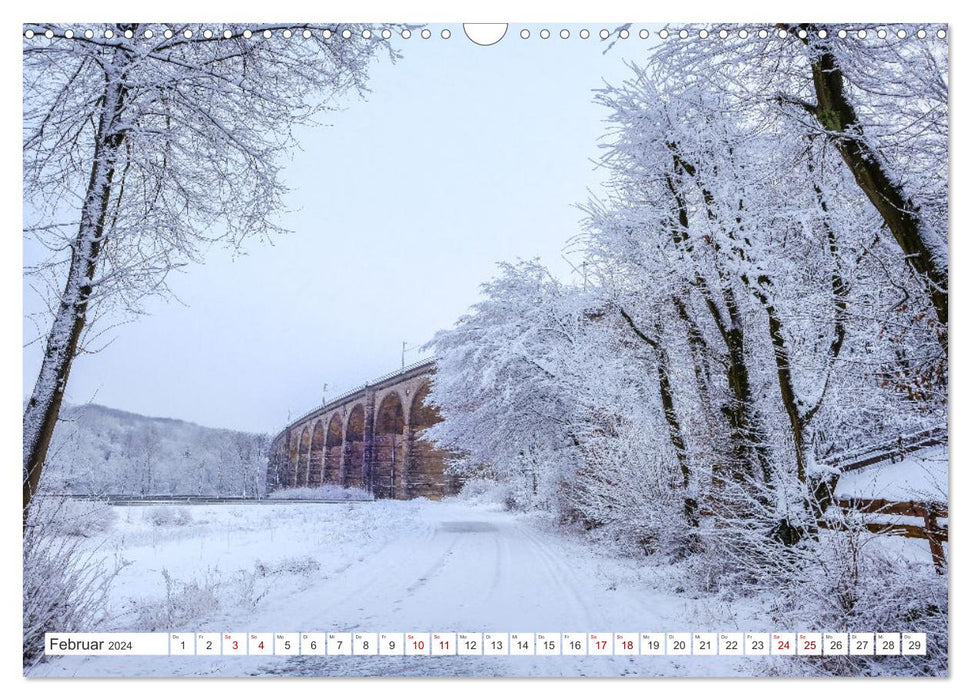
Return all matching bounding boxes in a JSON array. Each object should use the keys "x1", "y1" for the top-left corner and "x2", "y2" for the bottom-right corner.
[
  {"x1": 32, "y1": 498, "x2": 771, "y2": 678},
  {"x1": 835, "y1": 446, "x2": 948, "y2": 503}
]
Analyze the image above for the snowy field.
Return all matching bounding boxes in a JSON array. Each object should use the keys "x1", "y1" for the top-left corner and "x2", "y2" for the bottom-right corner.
[{"x1": 29, "y1": 497, "x2": 790, "y2": 678}]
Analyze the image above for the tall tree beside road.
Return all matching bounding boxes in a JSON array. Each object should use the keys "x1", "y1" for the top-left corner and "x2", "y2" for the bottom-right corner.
[{"x1": 23, "y1": 23, "x2": 397, "y2": 524}]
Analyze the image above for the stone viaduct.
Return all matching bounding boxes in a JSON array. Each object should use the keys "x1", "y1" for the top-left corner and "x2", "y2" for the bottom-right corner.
[{"x1": 266, "y1": 359, "x2": 462, "y2": 500}]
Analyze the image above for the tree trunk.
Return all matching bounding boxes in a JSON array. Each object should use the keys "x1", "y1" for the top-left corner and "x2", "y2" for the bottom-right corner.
[
  {"x1": 655, "y1": 342, "x2": 698, "y2": 526},
  {"x1": 764, "y1": 303, "x2": 807, "y2": 482},
  {"x1": 22, "y1": 64, "x2": 128, "y2": 528},
  {"x1": 618, "y1": 308, "x2": 696, "y2": 525},
  {"x1": 794, "y1": 24, "x2": 947, "y2": 353},
  {"x1": 667, "y1": 152, "x2": 772, "y2": 486}
]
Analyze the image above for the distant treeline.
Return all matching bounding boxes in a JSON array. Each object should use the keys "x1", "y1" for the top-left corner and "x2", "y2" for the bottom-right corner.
[{"x1": 40, "y1": 403, "x2": 270, "y2": 497}]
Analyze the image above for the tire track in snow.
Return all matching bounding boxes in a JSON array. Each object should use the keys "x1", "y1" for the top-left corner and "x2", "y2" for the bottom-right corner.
[{"x1": 510, "y1": 522, "x2": 597, "y2": 630}]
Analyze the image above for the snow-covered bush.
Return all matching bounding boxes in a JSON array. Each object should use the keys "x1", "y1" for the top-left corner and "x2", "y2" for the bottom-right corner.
[
  {"x1": 770, "y1": 526, "x2": 947, "y2": 677},
  {"x1": 27, "y1": 497, "x2": 117, "y2": 537},
  {"x1": 254, "y1": 556, "x2": 321, "y2": 577},
  {"x1": 23, "y1": 526, "x2": 120, "y2": 667},
  {"x1": 133, "y1": 569, "x2": 219, "y2": 631},
  {"x1": 146, "y1": 506, "x2": 194, "y2": 527},
  {"x1": 451, "y1": 476, "x2": 505, "y2": 506}
]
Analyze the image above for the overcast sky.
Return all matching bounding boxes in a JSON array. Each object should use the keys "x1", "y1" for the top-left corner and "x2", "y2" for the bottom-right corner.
[{"x1": 22, "y1": 25, "x2": 657, "y2": 434}]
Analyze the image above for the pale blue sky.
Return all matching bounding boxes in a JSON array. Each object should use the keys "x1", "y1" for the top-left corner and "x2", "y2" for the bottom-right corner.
[{"x1": 22, "y1": 25, "x2": 662, "y2": 433}]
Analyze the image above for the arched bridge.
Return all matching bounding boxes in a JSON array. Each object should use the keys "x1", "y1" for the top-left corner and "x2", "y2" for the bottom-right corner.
[{"x1": 266, "y1": 359, "x2": 462, "y2": 500}]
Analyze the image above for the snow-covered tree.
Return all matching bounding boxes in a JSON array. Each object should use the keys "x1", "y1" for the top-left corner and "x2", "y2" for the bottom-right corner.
[
  {"x1": 649, "y1": 24, "x2": 948, "y2": 355},
  {"x1": 428, "y1": 30, "x2": 945, "y2": 563},
  {"x1": 23, "y1": 24, "x2": 397, "y2": 523}
]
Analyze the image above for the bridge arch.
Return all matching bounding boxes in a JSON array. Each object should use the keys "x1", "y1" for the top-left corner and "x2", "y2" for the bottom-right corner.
[
  {"x1": 374, "y1": 391, "x2": 406, "y2": 499},
  {"x1": 406, "y1": 380, "x2": 453, "y2": 498},
  {"x1": 409, "y1": 380, "x2": 441, "y2": 431},
  {"x1": 343, "y1": 404, "x2": 366, "y2": 490},
  {"x1": 309, "y1": 420, "x2": 325, "y2": 486},
  {"x1": 270, "y1": 437, "x2": 288, "y2": 490},
  {"x1": 324, "y1": 413, "x2": 343, "y2": 484},
  {"x1": 287, "y1": 433, "x2": 299, "y2": 487},
  {"x1": 296, "y1": 426, "x2": 311, "y2": 487}
]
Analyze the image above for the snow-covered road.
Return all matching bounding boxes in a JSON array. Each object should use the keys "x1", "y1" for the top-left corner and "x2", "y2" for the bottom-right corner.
[{"x1": 34, "y1": 499, "x2": 761, "y2": 677}]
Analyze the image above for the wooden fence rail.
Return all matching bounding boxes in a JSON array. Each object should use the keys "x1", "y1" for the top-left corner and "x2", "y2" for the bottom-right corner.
[
  {"x1": 823, "y1": 425, "x2": 946, "y2": 473},
  {"x1": 821, "y1": 497, "x2": 948, "y2": 573}
]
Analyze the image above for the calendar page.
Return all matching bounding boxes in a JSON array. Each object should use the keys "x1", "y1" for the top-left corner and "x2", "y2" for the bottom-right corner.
[{"x1": 21, "y1": 7, "x2": 950, "y2": 682}]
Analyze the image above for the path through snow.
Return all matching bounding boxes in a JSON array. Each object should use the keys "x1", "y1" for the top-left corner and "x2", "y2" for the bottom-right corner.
[{"x1": 34, "y1": 499, "x2": 762, "y2": 677}]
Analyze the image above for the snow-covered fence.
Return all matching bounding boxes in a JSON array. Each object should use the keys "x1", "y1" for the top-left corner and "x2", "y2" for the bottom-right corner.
[
  {"x1": 825, "y1": 426, "x2": 947, "y2": 473},
  {"x1": 821, "y1": 498, "x2": 948, "y2": 573}
]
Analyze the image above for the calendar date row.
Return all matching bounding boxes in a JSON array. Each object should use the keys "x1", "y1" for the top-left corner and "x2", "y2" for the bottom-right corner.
[{"x1": 46, "y1": 632, "x2": 927, "y2": 657}]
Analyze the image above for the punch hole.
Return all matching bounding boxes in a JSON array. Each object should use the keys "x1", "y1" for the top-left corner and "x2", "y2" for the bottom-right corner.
[{"x1": 464, "y1": 24, "x2": 507, "y2": 46}]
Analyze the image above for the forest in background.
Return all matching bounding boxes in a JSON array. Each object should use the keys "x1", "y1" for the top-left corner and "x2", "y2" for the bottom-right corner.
[{"x1": 39, "y1": 403, "x2": 269, "y2": 497}]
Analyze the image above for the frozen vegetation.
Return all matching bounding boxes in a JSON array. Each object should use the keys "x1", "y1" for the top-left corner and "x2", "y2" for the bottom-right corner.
[{"x1": 27, "y1": 476, "x2": 945, "y2": 677}]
